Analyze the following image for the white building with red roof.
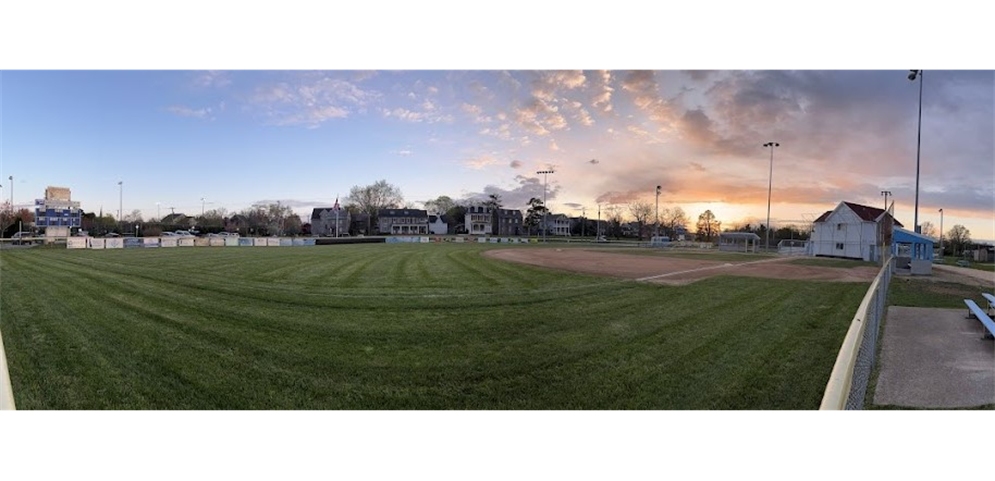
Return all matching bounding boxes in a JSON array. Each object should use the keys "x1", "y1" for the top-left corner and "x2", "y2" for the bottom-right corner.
[{"x1": 810, "y1": 201, "x2": 904, "y2": 262}]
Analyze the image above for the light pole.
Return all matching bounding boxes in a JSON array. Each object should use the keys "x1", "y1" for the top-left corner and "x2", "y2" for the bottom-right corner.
[
  {"x1": 597, "y1": 204, "x2": 601, "y2": 240},
  {"x1": 117, "y1": 180, "x2": 123, "y2": 223},
  {"x1": 201, "y1": 197, "x2": 206, "y2": 217},
  {"x1": 908, "y1": 70, "x2": 924, "y2": 232},
  {"x1": 537, "y1": 170, "x2": 554, "y2": 243},
  {"x1": 156, "y1": 202, "x2": 161, "y2": 221},
  {"x1": 880, "y1": 190, "x2": 892, "y2": 214},
  {"x1": 581, "y1": 207, "x2": 586, "y2": 238},
  {"x1": 655, "y1": 185, "x2": 661, "y2": 238},
  {"x1": 8, "y1": 175, "x2": 13, "y2": 214},
  {"x1": 762, "y1": 142, "x2": 779, "y2": 250},
  {"x1": 938, "y1": 208, "x2": 944, "y2": 257}
]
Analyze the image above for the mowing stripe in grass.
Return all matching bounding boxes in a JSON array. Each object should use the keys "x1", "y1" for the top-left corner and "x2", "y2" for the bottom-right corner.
[{"x1": 1, "y1": 245, "x2": 867, "y2": 409}]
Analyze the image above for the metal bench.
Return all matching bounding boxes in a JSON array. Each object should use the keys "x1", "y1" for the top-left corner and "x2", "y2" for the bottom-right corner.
[
  {"x1": 956, "y1": 260, "x2": 971, "y2": 267},
  {"x1": 964, "y1": 299, "x2": 995, "y2": 339},
  {"x1": 982, "y1": 293, "x2": 995, "y2": 315}
]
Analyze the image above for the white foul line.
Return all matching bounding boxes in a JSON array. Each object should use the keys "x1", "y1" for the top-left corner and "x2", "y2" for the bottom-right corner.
[{"x1": 636, "y1": 256, "x2": 789, "y2": 282}]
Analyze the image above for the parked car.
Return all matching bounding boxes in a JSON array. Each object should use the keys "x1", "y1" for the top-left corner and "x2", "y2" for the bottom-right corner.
[
  {"x1": 220, "y1": 232, "x2": 240, "y2": 238},
  {"x1": 173, "y1": 230, "x2": 194, "y2": 237},
  {"x1": 11, "y1": 232, "x2": 36, "y2": 245},
  {"x1": 161, "y1": 232, "x2": 179, "y2": 237}
]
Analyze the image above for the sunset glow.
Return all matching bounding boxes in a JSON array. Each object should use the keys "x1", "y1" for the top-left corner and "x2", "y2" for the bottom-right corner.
[{"x1": 2, "y1": 70, "x2": 992, "y2": 239}]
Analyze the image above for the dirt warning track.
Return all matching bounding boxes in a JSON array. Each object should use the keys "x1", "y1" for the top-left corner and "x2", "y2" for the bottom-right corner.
[{"x1": 483, "y1": 248, "x2": 879, "y2": 285}]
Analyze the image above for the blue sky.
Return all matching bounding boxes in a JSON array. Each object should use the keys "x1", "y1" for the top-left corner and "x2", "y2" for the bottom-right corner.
[{"x1": 1, "y1": 70, "x2": 992, "y2": 239}]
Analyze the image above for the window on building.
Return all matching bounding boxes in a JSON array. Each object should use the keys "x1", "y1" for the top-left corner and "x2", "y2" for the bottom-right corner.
[
  {"x1": 836, "y1": 242, "x2": 844, "y2": 250},
  {"x1": 837, "y1": 223, "x2": 842, "y2": 230}
]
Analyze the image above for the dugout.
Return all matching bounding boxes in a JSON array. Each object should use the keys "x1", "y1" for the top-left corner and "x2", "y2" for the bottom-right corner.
[{"x1": 718, "y1": 232, "x2": 760, "y2": 253}]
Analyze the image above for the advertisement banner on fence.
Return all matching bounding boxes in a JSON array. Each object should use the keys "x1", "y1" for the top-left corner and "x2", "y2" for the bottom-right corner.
[
  {"x1": 303, "y1": 238, "x2": 316, "y2": 246},
  {"x1": 210, "y1": 238, "x2": 225, "y2": 247},
  {"x1": 178, "y1": 238, "x2": 195, "y2": 247},
  {"x1": 239, "y1": 238, "x2": 253, "y2": 246},
  {"x1": 477, "y1": 237, "x2": 487, "y2": 243},
  {"x1": 144, "y1": 238, "x2": 160, "y2": 248},
  {"x1": 267, "y1": 238, "x2": 280, "y2": 246},
  {"x1": 124, "y1": 237, "x2": 143, "y2": 248},
  {"x1": 105, "y1": 238, "x2": 124, "y2": 249},
  {"x1": 420, "y1": 237, "x2": 429, "y2": 243},
  {"x1": 194, "y1": 238, "x2": 210, "y2": 247},
  {"x1": 293, "y1": 239, "x2": 305, "y2": 246},
  {"x1": 226, "y1": 237, "x2": 240, "y2": 247},
  {"x1": 279, "y1": 238, "x2": 293, "y2": 246},
  {"x1": 253, "y1": 238, "x2": 267, "y2": 247},
  {"x1": 455, "y1": 237, "x2": 465, "y2": 243},
  {"x1": 160, "y1": 237, "x2": 178, "y2": 247},
  {"x1": 89, "y1": 238, "x2": 105, "y2": 249},
  {"x1": 67, "y1": 237, "x2": 89, "y2": 249}
]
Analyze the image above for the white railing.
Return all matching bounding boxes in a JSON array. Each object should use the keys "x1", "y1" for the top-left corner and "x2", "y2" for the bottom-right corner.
[
  {"x1": 0, "y1": 328, "x2": 15, "y2": 410},
  {"x1": 820, "y1": 258, "x2": 892, "y2": 410}
]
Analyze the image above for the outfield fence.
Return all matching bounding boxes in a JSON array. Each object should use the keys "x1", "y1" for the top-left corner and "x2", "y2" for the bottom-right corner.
[
  {"x1": 0, "y1": 327, "x2": 14, "y2": 410},
  {"x1": 820, "y1": 258, "x2": 893, "y2": 410}
]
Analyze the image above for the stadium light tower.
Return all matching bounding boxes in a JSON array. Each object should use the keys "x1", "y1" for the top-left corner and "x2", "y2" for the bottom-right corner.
[
  {"x1": 938, "y1": 208, "x2": 944, "y2": 256},
  {"x1": 762, "y1": 142, "x2": 779, "y2": 250},
  {"x1": 880, "y1": 190, "x2": 892, "y2": 212},
  {"x1": 537, "y1": 170, "x2": 555, "y2": 243},
  {"x1": 118, "y1": 181, "x2": 123, "y2": 222},
  {"x1": 908, "y1": 70, "x2": 924, "y2": 232},
  {"x1": 655, "y1": 185, "x2": 661, "y2": 238}
]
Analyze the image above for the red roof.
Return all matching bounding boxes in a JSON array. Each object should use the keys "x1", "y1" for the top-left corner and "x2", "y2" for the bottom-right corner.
[
  {"x1": 842, "y1": 202, "x2": 904, "y2": 227},
  {"x1": 814, "y1": 211, "x2": 833, "y2": 223}
]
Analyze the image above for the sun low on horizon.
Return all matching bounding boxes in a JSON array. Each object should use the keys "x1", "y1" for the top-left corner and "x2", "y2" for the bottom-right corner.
[{"x1": 1, "y1": 70, "x2": 992, "y2": 240}]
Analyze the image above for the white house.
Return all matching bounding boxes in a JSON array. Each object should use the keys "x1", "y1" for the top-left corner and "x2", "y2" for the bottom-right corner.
[
  {"x1": 810, "y1": 201, "x2": 903, "y2": 262},
  {"x1": 428, "y1": 214, "x2": 448, "y2": 235}
]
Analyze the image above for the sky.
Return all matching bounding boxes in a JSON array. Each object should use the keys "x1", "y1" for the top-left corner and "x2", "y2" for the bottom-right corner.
[{"x1": 1, "y1": 70, "x2": 992, "y2": 240}]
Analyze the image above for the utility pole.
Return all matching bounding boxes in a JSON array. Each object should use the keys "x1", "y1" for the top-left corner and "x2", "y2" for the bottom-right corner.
[{"x1": 581, "y1": 207, "x2": 586, "y2": 238}]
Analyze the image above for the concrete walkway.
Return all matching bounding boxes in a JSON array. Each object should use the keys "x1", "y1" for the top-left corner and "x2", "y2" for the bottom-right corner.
[
  {"x1": 934, "y1": 264, "x2": 994, "y2": 285},
  {"x1": 873, "y1": 307, "x2": 995, "y2": 408}
]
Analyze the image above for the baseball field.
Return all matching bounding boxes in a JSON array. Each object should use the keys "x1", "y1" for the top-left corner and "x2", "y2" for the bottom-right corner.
[{"x1": 0, "y1": 243, "x2": 871, "y2": 409}]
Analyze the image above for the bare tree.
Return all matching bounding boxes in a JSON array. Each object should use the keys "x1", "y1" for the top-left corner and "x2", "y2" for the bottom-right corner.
[
  {"x1": 696, "y1": 210, "x2": 721, "y2": 242},
  {"x1": 605, "y1": 205, "x2": 624, "y2": 238},
  {"x1": 123, "y1": 209, "x2": 144, "y2": 223},
  {"x1": 347, "y1": 179, "x2": 404, "y2": 231},
  {"x1": 919, "y1": 221, "x2": 937, "y2": 239},
  {"x1": 661, "y1": 206, "x2": 690, "y2": 238},
  {"x1": 947, "y1": 224, "x2": 971, "y2": 256},
  {"x1": 627, "y1": 200, "x2": 654, "y2": 239},
  {"x1": 424, "y1": 195, "x2": 457, "y2": 215},
  {"x1": 0, "y1": 201, "x2": 14, "y2": 236}
]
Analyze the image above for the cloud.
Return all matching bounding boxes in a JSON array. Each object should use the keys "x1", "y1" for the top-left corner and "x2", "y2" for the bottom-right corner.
[
  {"x1": 390, "y1": 149, "x2": 414, "y2": 156},
  {"x1": 591, "y1": 70, "x2": 614, "y2": 113},
  {"x1": 562, "y1": 202, "x2": 583, "y2": 210},
  {"x1": 463, "y1": 155, "x2": 501, "y2": 170},
  {"x1": 683, "y1": 70, "x2": 715, "y2": 82},
  {"x1": 509, "y1": 160, "x2": 523, "y2": 169},
  {"x1": 166, "y1": 105, "x2": 213, "y2": 119},
  {"x1": 250, "y1": 199, "x2": 320, "y2": 209},
  {"x1": 463, "y1": 175, "x2": 561, "y2": 210},
  {"x1": 351, "y1": 71, "x2": 378, "y2": 82},
  {"x1": 689, "y1": 162, "x2": 707, "y2": 172},
  {"x1": 193, "y1": 71, "x2": 231, "y2": 88},
  {"x1": 250, "y1": 75, "x2": 378, "y2": 127},
  {"x1": 461, "y1": 103, "x2": 492, "y2": 123},
  {"x1": 588, "y1": 159, "x2": 600, "y2": 165}
]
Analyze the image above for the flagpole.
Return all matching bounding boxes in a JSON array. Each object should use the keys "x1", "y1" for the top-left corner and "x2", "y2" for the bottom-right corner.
[{"x1": 334, "y1": 194, "x2": 339, "y2": 238}]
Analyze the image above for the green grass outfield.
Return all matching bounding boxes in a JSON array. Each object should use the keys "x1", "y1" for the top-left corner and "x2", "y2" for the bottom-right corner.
[{"x1": 0, "y1": 244, "x2": 867, "y2": 409}]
